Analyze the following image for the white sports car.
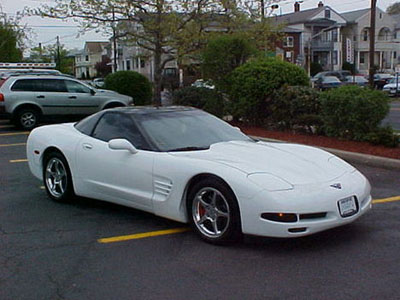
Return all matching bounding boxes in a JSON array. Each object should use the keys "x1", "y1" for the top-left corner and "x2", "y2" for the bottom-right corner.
[{"x1": 27, "y1": 107, "x2": 372, "y2": 244}]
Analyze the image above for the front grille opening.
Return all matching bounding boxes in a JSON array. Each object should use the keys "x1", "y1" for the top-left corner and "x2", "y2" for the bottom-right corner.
[
  {"x1": 261, "y1": 213, "x2": 298, "y2": 223},
  {"x1": 288, "y1": 227, "x2": 307, "y2": 233},
  {"x1": 299, "y1": 212, "x2": 327, "y2": 220}
]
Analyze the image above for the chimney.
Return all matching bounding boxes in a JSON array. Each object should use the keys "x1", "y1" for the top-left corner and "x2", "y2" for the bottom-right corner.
[
  {"x1": 294, "y1": 2, "x2": 300, "y2": 12},
  {"x1": 318, "y1": 1, "x2": 324, "y2": 8}
]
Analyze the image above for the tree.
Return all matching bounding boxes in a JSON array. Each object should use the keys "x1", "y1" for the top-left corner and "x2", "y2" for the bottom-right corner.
[
  {"x1": 387, "y1": 2, "x2": 400, "y2": 15},
  {"x1": 202, "y1": 34, "x2": 257, "y2": 92},
  {"x1": 95, "y1": 56, "x2": 112, "y2": 77},
  {"x1": 0, "y1": 8, "x2": 25, "y2": 62},
  {"x1": 28, "y1": 43, "x2": 74, "y2": 75},
  {"x1": 32, "y1": 0, "x2": 223, "y2": 105},
  {"x1": 31, "y1": 0, "x2": 283, "y2": 105}
]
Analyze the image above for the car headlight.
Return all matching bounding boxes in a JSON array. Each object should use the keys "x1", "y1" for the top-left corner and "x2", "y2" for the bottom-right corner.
[
  {"x1": 247, "y1": 173, "x2": 294, "y2": 191},
  {"x1": 328, "y1": 156, "x2": 355, "y2": 173}
]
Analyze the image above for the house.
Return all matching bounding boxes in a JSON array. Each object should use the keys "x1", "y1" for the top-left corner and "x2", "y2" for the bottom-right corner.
[
  {"x1": 341, "y1": 8, "x2": 397, "y2": 73},
  {"x1": 75, "y1": 41, "x2": 110, "y2": 79}
]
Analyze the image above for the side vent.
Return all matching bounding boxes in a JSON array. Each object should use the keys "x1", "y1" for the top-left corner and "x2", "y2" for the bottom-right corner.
[{"x1": 154, "y1": 179, "x2": 173, "y2": 200}]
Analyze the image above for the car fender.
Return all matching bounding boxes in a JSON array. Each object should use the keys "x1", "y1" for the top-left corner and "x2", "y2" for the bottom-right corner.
[
  {"x1": 10, "y1": 101, "x2": 43, "y2": 117},
  {"x1": 152, "y1": 153, "x2": 265, "y2": 223}
]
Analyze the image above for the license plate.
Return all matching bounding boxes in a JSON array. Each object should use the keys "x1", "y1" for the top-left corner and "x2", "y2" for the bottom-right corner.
[{"x1": 338, "y1": 196, "x2": 358, "y2": 217}]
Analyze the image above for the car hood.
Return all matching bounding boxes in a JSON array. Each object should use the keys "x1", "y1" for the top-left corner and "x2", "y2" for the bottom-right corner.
[
  {"x1": 170, "y1": 141, "x2": 348, "y2": 185},
  {"x1": 383, "y1": 83, "x2": 399, "y2": 88},
  {"x1": 96, "y1": 89, "x2": 130, "y2": 98}
]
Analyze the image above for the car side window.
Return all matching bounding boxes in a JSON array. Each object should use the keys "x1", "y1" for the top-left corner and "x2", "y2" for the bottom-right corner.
[
  {"x1": 92, "y1": 113, "x2": 149, "y2": 150},
  {"x1": 11, "y1": 79, "x2": 40, "y2": 92},
  {"x1": 64, "y1": 80, "x2": 91, "y2": 93},
  {"x1": 38, "y1": 79, "x2": 67, "y2": 92}
]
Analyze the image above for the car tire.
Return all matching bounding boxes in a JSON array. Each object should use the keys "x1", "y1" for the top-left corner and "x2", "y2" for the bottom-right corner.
[
  {"x1": 43, "y1": 151, "x2": 75, "y2": 203},
  {"x1": 15, "y1": 108, "x2": 39, "y2": 130},
  {"x1": 187, "y1": 178, "x2": 242, "y2": 244}
]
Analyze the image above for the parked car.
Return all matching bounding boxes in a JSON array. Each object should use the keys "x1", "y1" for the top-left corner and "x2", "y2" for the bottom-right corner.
[
  {"x1": 343, "y1": 76, "x2": 369, "y2": 87},
  {"x1": 372, "y1": 73, "x2": 394, "y2": 90},
  {"x1": 312, "y1": 70, "x2": 351, "y2": 82},
  {"x1": 191, "y1": 79, "x2": 215, "y2": 89},
  {"x1": 314, "y1": 76, "x2": 342, "y2": 90},
  {"x1": 92, "y1": 78, "x2": 105, "y2": 88},
  {"x1": 27, "y1": 106, "x2": 372, "y2": 244},
  {"x1": 383, "y1": 78, "x2": 400, "y2": 96},
  {"x1": 0, "y1": 75, "x2": 133, "y2": 129}
]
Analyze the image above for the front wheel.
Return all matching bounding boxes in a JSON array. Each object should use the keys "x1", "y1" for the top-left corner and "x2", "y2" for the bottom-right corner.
[
  {"x1": 15, "y1": 108, "x2": 39, "y2": 130},
  {"x1": 43, "y1": 152, "x2": 75, "y2": 202},
  {"x1": 187, "y1": 178, "x2": 242, "y2": 244}
]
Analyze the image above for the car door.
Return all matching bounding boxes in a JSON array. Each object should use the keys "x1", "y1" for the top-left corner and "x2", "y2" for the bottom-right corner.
[
  {"x1": 34, "y1": 79, "x2": 73, "y2": 115},
  {"x1": 64, "y1": 79, "x2": 101, "y2": 115},
  {"x1": 75, "y1": 112, "x2": 155, "y2": 211}
]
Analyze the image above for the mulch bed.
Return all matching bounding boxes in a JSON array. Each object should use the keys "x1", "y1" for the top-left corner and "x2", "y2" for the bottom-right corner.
[{"x1": 237, "y1": 125, "x2": 400, "y2": 160}]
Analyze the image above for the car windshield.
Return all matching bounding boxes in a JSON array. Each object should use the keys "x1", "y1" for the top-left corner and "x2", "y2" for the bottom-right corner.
[
  {"x1": 136, "y1": 109, "x2": 253, "y2": 151},
  {"x1": 346, "y1": 76, "x2": 368, "y2": 83}
]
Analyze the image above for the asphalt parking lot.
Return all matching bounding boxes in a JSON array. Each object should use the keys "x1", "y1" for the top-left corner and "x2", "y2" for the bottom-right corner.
[{"x1": 1, "y1": 119, "x2": 400, "y2": 300}]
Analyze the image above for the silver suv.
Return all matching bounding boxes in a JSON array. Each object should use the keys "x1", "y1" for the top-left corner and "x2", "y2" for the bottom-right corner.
[{"x1": 0, "y1": 75, "x2": 133, "y2": 129}]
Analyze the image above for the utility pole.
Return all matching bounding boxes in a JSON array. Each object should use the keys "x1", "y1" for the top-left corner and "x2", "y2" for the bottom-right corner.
[
  {"x1": 112, "y1": 7, "x2": 118, "y2": 72},
  {"x1": 39, "y1": 43, "x2": 42, "y2": 60},
  {"x1": 369, "y1": 0, "x2": 377, "y2": 87},
  {"x1": 56, "y1": 36, "x2": 61, "y2": 71}
]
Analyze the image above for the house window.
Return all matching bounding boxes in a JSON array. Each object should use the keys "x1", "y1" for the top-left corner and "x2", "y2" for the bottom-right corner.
[
  {"x1": 360, "y1": 52, "x2": 366, "y2": 64},
  {"x1": 333, "y1": 51, "x2": 338, "y2": 65},
  {"x1": 394, "y1": 51, "x2": 397, "y2": 59},
  {"x1": 85, "y1": 55, "x2": 89, "y2": 61},
  {"x1": 126, "y1": 59, "x2": 131, "y2": 70},
  {"x1": 362, "y1": 29, "x2": 369, "y2": 41},
  {"x1": 325, "y1": 9, "x2": 331, "y2": 19},
  {"x1": 140, "y1": 59, "x2": 145, "y2": 68},
  {"x1": 283, "y1": 36, "x2": 294, "y2": 47},
  {"x1": 332, "y1": 30, "x2": 338, "y2": 42}
]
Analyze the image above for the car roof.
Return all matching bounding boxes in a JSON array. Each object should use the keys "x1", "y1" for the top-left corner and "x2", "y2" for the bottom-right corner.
[
  {"x1": 7, "y1": 75, "x2": 78, "y2": 80},
  {"x1": 108, "y1": 106, "x2": 198, "y2": 115}
]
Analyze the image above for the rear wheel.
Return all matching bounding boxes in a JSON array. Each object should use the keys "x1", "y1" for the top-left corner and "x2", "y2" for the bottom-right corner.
[
  {"x1": 14, "y1": 108, "x2": 40, "y2": 130},
  {"x1": 187, "y1": 178, "x2": 242, "y2": 244},
  {"x1": 43, "y1": 151, "x2": 75, "y2": 202}
]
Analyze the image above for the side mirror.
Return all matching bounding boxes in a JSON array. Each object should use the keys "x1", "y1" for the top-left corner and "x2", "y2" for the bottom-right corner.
[
  {"x1": 108, "y1": 139, "x2": 138, "y2": 154},
  {"x1": 90, "y1": 89, "x2": 96, "y2": 95},
  {"x1": 234, "y1": 126, "x2": 242, "y2": 132}
]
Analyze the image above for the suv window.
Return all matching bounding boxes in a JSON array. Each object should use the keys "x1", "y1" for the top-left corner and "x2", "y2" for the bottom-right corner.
[
  {"x1": 11, "y1": 79, "x2": 39, "y2": 91},
  {"x1": 65, "y1": 80, "x2": 91, "y2": 93},
  {"x1": 11, "y1": 79, "x2": 67, "y2": 92},
  {"x1": 92, "y1": 112, "x2": 149, "y2": 150}
]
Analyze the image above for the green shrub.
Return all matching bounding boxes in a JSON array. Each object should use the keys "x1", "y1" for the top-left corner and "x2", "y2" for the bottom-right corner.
[
  {"x1": 104, "y1": 71, "x2": 152, "y2": 105},
  {"x1": 228, "y1": 57, "x2": 310, "y2": 124},
  {"x1": 172, "y1": 86, "x2": 224, "y2": 117},
  {"x1": 271, "y1": 85, "x2": 322, "y2": 132},
  {"x1": 365, "y1": 126, "x2": 399, "y2": 148},
  {"x1": 320, "y1": 85, "x2": 390, "y2": 142}
]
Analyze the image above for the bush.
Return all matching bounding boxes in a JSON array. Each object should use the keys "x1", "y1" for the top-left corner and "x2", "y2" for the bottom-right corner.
[
  {"x1": 228, "y1": 57, "x2": 310, "y2": 124},
  {"x1": 271, "y1": 85, "x2": 322, "y2": 133},
  {"x1": 320, "y1": 85, "x2": 390, "y2": 142},
  {"x1": 172, "y1": 86, "x2": 224, "y2": 117},
  {"x1": 365, "y1": 126, "x2": 399, "y2": 148},
  {"x1": 104, "y1": 71, "x2": 152, "y2": 105},
  {"x1": 202, "y1": 34, "x2": 257, "y2": 92}
]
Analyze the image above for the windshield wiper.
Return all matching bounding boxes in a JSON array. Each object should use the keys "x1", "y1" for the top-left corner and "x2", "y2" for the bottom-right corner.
[{"x1": 168, "y1": 146, "x2": 209, "y2": 152}]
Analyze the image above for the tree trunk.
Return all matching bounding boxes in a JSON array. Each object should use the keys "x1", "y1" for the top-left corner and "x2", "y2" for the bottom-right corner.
[{"x1": 153, "y1": 47, "x2": 163, "y2": 106}]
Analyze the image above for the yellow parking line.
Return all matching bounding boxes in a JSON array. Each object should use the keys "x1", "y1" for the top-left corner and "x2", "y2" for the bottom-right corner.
[
  {"x1": 0, "y1": 125, "x2": 14, "y2": 129},
  {"x1": 98, "y1": 227, "x2": 190, "y2": 244},
  {"x1": 9, "y1": 159, "x2": 28, "y2": 163},
  {"x1": 0, "y1": 131, "x2": 29, "y2": 137},
  {"x1": 0, "y1": 143, "x2": 26, "y2": 147},
  {"x1": 372, "y1": 196, "x2": 400, "y2": 204}
]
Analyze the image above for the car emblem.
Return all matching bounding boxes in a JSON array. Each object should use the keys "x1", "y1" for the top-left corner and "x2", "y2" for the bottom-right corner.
[{"x1": 330, "y1": 183, "x2": 342, "y2": 189}]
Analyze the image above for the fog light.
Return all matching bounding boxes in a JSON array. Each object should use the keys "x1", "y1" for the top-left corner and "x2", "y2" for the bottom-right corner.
[{"x1": 261, "y1": 213, "x2": 298, "y2": 223}]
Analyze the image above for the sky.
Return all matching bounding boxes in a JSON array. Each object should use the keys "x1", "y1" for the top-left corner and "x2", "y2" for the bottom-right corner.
[{"x1": 1, "y1": 0, "x2": 397, "y2": 53}]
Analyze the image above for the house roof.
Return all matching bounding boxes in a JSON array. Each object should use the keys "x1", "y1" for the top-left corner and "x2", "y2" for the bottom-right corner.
[
  {"x1": 341, "y1": 8, "x2": 370, "y2": 23},
  {"x1": 390, "y1": 14, "x2": 400, "y2": 29},
  {"x1": 274, "y1": 7, "x2": 324, "y2": 25},
  {"x1": 85, "y1": 42, "x2": 109, "y2": 53}
]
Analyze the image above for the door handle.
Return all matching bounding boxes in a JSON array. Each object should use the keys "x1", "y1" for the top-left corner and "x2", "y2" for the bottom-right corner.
[
  {"x1": 68, "y1": 96, "x2": 77, "y2": 99},
  {"x1": 82, "y1": 143, "x2": 93, "y2": 150},
  {"x1": 36, "y1": 95, "x2": 45, "y2": 99}
]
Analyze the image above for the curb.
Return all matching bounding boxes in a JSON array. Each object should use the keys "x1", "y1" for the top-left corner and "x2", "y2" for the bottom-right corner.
[{"x1": 252, "y1": 136, "x2": 400, "y2": 171}]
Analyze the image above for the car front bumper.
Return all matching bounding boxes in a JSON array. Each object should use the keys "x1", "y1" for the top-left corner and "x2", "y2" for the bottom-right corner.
[{"x1": 240, "y1": 171, "x2": 372, "y2": 238}]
